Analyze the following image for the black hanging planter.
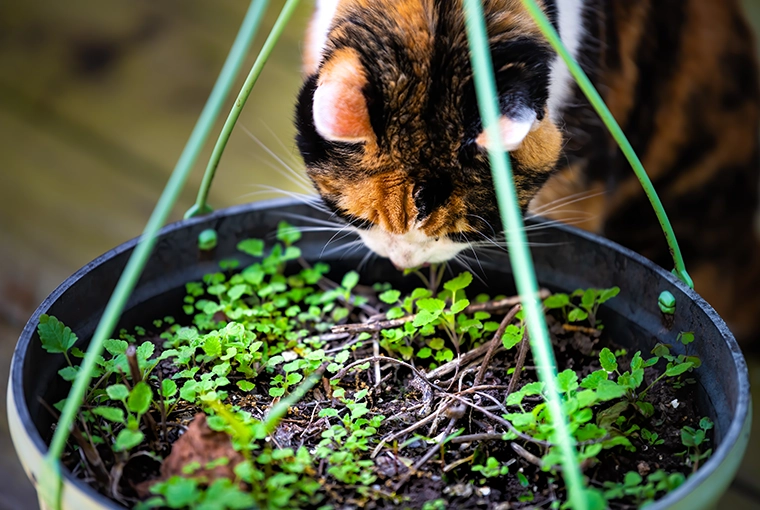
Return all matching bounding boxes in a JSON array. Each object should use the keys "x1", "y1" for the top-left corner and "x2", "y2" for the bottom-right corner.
[{"x1": 8, "y1": 198, "x2": 751, "y2": 510}]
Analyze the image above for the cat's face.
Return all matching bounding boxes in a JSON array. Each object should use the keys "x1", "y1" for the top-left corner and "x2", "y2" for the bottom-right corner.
[{"x1": 295, "y1": 0, "x2": 563, "y2": 269}]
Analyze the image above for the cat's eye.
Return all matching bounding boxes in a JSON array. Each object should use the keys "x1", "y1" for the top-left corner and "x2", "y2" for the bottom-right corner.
[{"x1": 434, "y1": 237, "x2": 440, "y2": 242}]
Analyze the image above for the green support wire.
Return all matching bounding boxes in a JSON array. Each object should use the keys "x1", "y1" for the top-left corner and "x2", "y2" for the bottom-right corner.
[
  {"x1": 186, "y1": 0, "x2": 302, "y2": 219},
  {"x1": 519, "y1": 0, "x2": 693, "y2": 289},
  {"x1": 39, "y1": 1, "x2": 271, "y2": 508},
  {"x1": 461, "y1": 1, "x2": 590, "y2": 509}
]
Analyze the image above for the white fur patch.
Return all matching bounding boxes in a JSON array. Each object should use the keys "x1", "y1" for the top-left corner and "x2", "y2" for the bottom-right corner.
[
  {"x1": 547, "y1": 0, "x2": 586, "y2": 121},
  {"x1": 358, "y1": 226, "x2": 469, "y2": 269},
  {"x1": 476, "y1": 112, "x2": 538, "y2": 151},
  {"x1": 306, "y1": 0, "x2": 340, "y2": 71}
]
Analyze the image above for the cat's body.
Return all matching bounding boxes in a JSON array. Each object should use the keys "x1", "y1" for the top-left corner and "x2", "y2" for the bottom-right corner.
[{"x1": 295, "y1": 0, "x2": 760, "y2": 341}]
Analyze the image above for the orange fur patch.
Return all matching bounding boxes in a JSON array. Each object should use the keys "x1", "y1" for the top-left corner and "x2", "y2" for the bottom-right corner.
[{"x1": 338, "y1": 172, "x2": 416, "y2": 234}]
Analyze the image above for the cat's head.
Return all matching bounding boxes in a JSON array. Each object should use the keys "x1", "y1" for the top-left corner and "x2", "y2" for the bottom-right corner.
[{"x1": 295, "y1": 1, "x2": 563, "y2": 269}]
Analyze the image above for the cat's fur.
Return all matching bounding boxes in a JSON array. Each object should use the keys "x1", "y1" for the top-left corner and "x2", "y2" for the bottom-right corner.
[{"x1": 295, "y1": 0, "x2": 760, "y2": 340}]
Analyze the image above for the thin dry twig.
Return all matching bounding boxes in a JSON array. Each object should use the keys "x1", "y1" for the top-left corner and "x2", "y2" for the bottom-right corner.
[
  {"x1": 370, "y1": 400, "x2": 452, "y2": 458},
  {"x1": 474, "y1": 305, "x2": 521, "y2": 387},
  {"x1": 426, "y1": 342, "x2": 494, "y2": 381},
  {"x1": 511, "y1": 442, "x2": 544, "y2": 468},
  {"x1": 561, "y1": 324, "x2": 602, "y2": 336},
  {"x1": 372, "y1": 333, "x2": 381, "y2": 387},
  {"x1": 393, "y1": 418, "x2": 458, "y2": 491},
  {"x1": 507, "y1": 330, "x2": 531, "y2": 396},
  {"x1": 450, "y1": 433, "x2": 507, "y2": 444},
  {"x1": 444, "y1": 393, "x2": 552, "y2": 447},
  {"x1": 332, "y1": 356, "x2": 445, "y2": 393}
]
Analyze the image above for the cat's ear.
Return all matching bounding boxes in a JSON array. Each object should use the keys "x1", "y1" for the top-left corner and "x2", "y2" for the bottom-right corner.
[
  {"x1": 313, "y1": 49, "x2": 374, "y2": 143},
  {"x1": 476, "y1": 110, "x2": 538, "y2": 151}
]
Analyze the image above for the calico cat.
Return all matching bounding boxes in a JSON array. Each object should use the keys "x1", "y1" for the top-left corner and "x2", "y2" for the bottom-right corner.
[{"x1": 294, "y1": 0, "x2": 760, "y2": 341}]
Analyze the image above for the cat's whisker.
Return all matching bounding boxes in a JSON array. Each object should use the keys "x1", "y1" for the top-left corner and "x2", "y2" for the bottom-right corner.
[
  {"x1": 320, "y1": 239, "x2": 364, "y2": 258},
  {"x1": 521, "y1": 216, "x2": 596, "y2": 231},
  {"x1": 467, "y1": 214, "x2": 498, "y2": 238},
  {"x1": 452, "y1": 254, "x2": 486, "y2": 284},
  {"x1": 253, "y1": 158, "x2": 314, "y2": 194},
  {"x1": 357, "y1": 249, "x2": 376, "y2": 272},
  {"x1": 241, "y1": 187, "x2": 331, "y2": 215},
  {"x1": 320, "y1": 225, "x2": 361, "y2": 258},
  {"x1": 339, "y1": 242, "x2": 367, "y2": 260},
  {"x1": 527, "y1": 189, "x2": 607, "y2": 218},
  {"x1": 464, "y1": 239, "x2": 486, "y2": 275},
  {"x1": 258, "y1": 120, "x2": 306, "y2": 170},
  {"x1": 277, "y1": 211, "x2": 349, "y2": 229},
  {"x1": 240, "y1": 125, "x2": 313, "y2": 190}
]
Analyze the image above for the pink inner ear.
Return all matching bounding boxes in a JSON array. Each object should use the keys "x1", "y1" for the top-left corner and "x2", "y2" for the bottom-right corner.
[
  {"x1": 313, "y1": 81, "x2": 372, "y2": 142},
  {"x1": 313, "y1": 62, "x2": 373, "y2": 143},
  {"x1": 476, "y1": 113, "x2": 537, "y2": 151}
]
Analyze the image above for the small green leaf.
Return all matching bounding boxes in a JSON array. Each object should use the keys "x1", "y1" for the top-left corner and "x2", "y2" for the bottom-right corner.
[
  {"x1": 635, "y1": 401, "x2": 655, "y2": 417},
  {"x1": 379, "y1": 290, "x2": 401, "y2": 304},
  {"x1": 269, "y1": 387, "x2": 285, "y2": 398},
  {"x1": 57, "y1": 366, "x2": 79, "y2": 382},
  {"x1": 630, "y1": 352, "x2": 643, "y2": 371},
  {"x1": 93, "y1": 406, "x2": 125, "y2": 423},
  {"x1": 203, "y1": 336, "x2": 222, "y2": 358},
  {"x1": 581, "y1": 289, "x2": 597, "y2": 309},
  {"x1": 543, "y1": 294, "x2": 569, "y2": 309},
  {"x1": 416, "y1": 298, "x2": 446, "y2": 313},
  {"x1": 341, "y1": 271, "x2": 360, "y2": 291},
  {"x1": 137, "y1": 341, "x2": 155, "y2": 365},
  {"x1": 155, "y1": 476, "x2": 200, "y2": 508},
  {"x1": 679, "y1": 332, "x2": 695, "y2": 345},
  {"x1": 428, "y1": 338, "x2": 445, "y2": 350},
  {"x1": 127, "y1": 382, "x2": 153, "y2": 415},
  {"x1": 386, "y1": 307, "x2": 405, "y2": 319},
  {"x1": 665, "y1": 362, "x2": 693, "y2": 377},
  {"x1": 624, "y1": 471, "x2": 643, "y2": 487},
  {"x1": 37, "y1": 315, "x2": 78, "y2": 354},
  {"x1": 417, "y1": 347, "x2": 432, "y2": 359},
  {"x1": 501, "y1": 324, "x2": 523, "y2": 350},
  {"x1": 106, "y1": 384, "x2": 130, "y2": 402},
  {"x1": 237, "y1": 239, "x2": 265, "y2": 257},
  {"x1": 114, "y1": 429, "x2": 144, "y2": 451},
  {"x1": 283, "y1": 246, "x2": 301, "y2": 261},
  {"x1": 277, "y1": 221, "x2": 302, "y2": 245},
  {"x1": 227, "y1": 284, "x2": 249, "y2": 301},
  {"x1": 595, "y1": 380, "x2": 627, "y2": 401},
  {"x1": 161, "y1": 379, "x2": 178, "y2": 398},
  {"x1": 286, "y1": 373, "x2": 304, "y2": 385},
  {"x1": 450, "y1": 299, "x2": 470, "y2": 314},
  {"x1": 597, "y1": 287, "x2": 620, "y2": 304},
  {"x1": 581, "y1": 370, "x2": 608, "y2": 390},
  {"x1": 335, "y1": 350, "x2": 350, "y2": 364},
  {"x1": 599, "y1": 348, "x2": 618, "y2": 373},
  {"x1": 237, "y1": 380, "x2": 255, "y2": 392},
  {"x1": 319, "y1": 408, "x2": 339, "y2": 418},
  {"x1": 413, "y1": 310, "x2": 439, "y2": 327},
  {"x1": 443, "y1": 272, "x2": 473, "y2": 292},
  {"x1": 104, "y1": 339, "x2": 128, "y2": 356},
  {"x1": 557, "y1": 369, "x2": 579, "y2": 393},
  {"x1": 568, "y1": 308, "x2": 589, "y2": 322},
  {"x1": 700, "y1": 417, "x2": 714, "y2": 430}
]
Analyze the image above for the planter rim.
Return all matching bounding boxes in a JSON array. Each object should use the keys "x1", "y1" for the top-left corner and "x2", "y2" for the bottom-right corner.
[{"x1": 9, "y1": 197, "x2": 751, "y2": 509}]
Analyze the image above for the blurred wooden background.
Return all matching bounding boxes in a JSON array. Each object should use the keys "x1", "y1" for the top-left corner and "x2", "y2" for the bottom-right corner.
[{"x1": 0, "y1": 0, "x2": 758, "y2": 508}]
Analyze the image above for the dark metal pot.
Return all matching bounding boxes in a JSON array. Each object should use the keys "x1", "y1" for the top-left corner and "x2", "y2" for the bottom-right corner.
[{"x1": 8, "y1": 198, "x2": 750, "y2": 509}]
